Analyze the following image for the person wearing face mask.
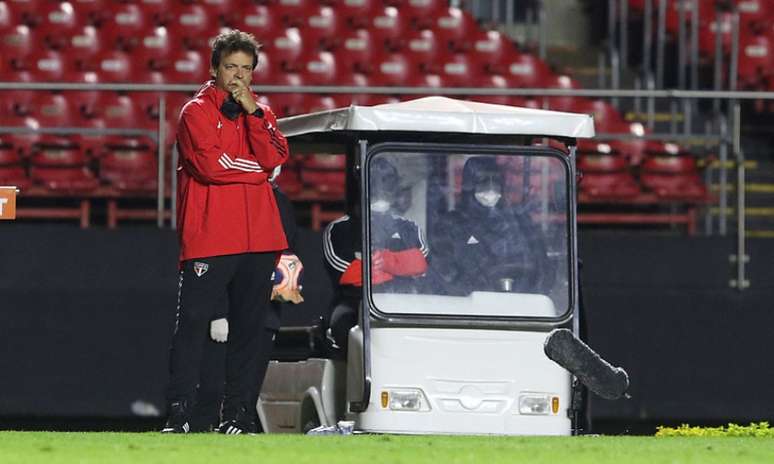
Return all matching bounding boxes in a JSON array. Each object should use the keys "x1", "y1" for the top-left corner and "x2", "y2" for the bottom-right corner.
[
  {"x1": 322, "y1": 158, "x2": 429, "y2": 355},
  {"x1": 430, "y1": 156, "x2": 543, "y2": 295},
  {"x1": 163, "y1": 30, "x2": 289, "y2": 435}
]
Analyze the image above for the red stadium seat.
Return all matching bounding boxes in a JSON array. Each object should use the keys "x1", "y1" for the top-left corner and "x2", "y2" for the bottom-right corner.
[
  {"x1": 577, "y1": 153, "x2": 640, "y2": 198},
  {"x1": 300, "y1": 50, "x2": 339, "y2": 86},
  {"x1": 231, "y1": 4, "x2": 279, "y2": 42},
  {"x1": 370, "y1": 6, "x2": 406, "y2": 52},
  {"x1": 166, "y1": 4, "x2": 220, "y2": 50},
  {"x1": 0, "y1": 141, "x2": 21, "y2": 165},
  {"x1": 28, "y1": 50, "x2": 67, "y2": 82},
  {"x1": 0, "y1": 2, "x2": 12, "y2": 30},
  {"x1": 5, "y1": 115, "x2": 41, "y2": 156},
  {"x1": 737, "y1": 31, "x2": 772, "y2": 88},
  {"x1": 336, "y1": 0, "x2": 377, "y2": 29},
  {"x1": 102, "y1": 3, "x2": 150, "y2": 50},
  {"x1": 135, "y1": 0, "x2": 173, "y2": 25},
  {"x1": 370, "y1": 52, "x2": 412, "y2": 87},
  {"x1": 2, "y1": 25, "x2": 36, "y2": 70},
  {"x1": 402, "y1": 73, "x2": 444, "y2": 100},
  {"x1": 337, "y1": 29, "x2": 376, "y2": 74},
  {"x1": 68, "y1": 26, "x2": 103, "y2": 70},
  {"x1": 200, "y1": 0, "x2": 238, "y2": 23},
  {"x1": 300, "y1": 169, "x2": 346, "y2": 195},
  {"x1": 736, "y1": 0, "x2": 771, "y2": 31},
  {"x1": 503, "y1": 52, "x2": 553, "y2": 88},
  {"x1": 302, "y1": 95, "x2": 339, "y2": 114},
  {"x1": 39, "y1": 1, "x2": 84, "y2": 49},
  {"x1": 300, "y1": 153, "x2": 346, "y2": 170},
  {"x1": 336, "y1": 73, "x2": 377, "y2": 106},
  {"x1": 268, "y1": 28, "x2": 303, "y2": 72},
  {"x1": 265, "y1": 72, "x2": 305, "y2": 117},
  {"x1": 699, "y1": 12, "x2": 733, "y2": 57},
  {"x1": 29, "y1": 93, "x2": 80, "y2": 127},
  {"x1": 640, "y1": 155, "x2": 707, "y2": 200},
  {"x1": 468, "y1": 74, "x2": 511, "y2": 106},
  {"x1": 92, "y1": 93, "x2": 142, "y2": 129},
  {"x1": 0, "y1": 165, "x2": 30, "y2": 190},
  {"x1": 31, "y1": 166, "x2": 99, "y2": 191},
  {"x1": 434, "y1": 7, "x2": 477, "y2": 52},
  {"x1": 167, "y1": 50, "x2": 209, "y2": 84},
  {"x1": 134, "y1": 26, "x2": 174, "y2": 71},
  {"x1": 6, "y1": 0, "x2": 42, "y2": 26},
  {"x1": 438, "y1": 52, "x2": 479, "y2": 87},
  {"x1": 30, "y1": 142, "x2": 87, "y2": 167},
  {"x1": 0, "y1": 69, "x2": 35, "y2": 115},
  {"x1": 401, "y1": 0, "x2": 446, "y2": 30},
  {"x1": 404, "y1": 29, "x2": 441, "y2": 74},
  {"x1": 570, "y1": 99, "x2": 628, "y2": 133},
  {"x1": 96, "y1": 50, "x2": 134, "y2": 83},
  {"x1": 276, "y1": 0, "x2": 309, "y2": 28},
  {"x1": 100, "y1": 148, "x2": 158, "y2": 191},
  {"x1": 71, "y1": 0, "x2": 107, "y2": 26},
  {"x1": 302, "y1": 5, "x2": 341, "y2": 50},
  {"x1": 544, "y1": 74, "x2": 583, "y2": 112},
  {"x1": 472, "y1": 30, "x2": 514, "y2": 75}
]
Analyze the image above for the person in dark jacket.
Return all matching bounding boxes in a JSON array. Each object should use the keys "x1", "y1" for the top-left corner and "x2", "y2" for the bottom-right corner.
[
  {"x1": 323, "y1": 158, "x2": 428, "y2": 354},
  {"x1": 163, "y1": 30, "x2": 289, "y2": 434},
  {"x1": 431, "y1": 156, "x2": 548, "y2": 295}
]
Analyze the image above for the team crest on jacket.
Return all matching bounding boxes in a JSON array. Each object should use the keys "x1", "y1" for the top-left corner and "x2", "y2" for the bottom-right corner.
[{"x1": 193, "y1": 262, "x2": 209, "y2": 277}]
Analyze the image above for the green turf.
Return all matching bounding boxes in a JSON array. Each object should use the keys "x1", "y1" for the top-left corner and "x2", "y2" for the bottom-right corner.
[{"x1": 1, "y1": 432, "x2": 773, "y2": 464}]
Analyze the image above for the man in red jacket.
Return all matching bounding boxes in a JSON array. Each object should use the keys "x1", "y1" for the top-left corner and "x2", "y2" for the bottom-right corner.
[{"x1": 163, "y1": 30, "x2": 288, "y2": 434}]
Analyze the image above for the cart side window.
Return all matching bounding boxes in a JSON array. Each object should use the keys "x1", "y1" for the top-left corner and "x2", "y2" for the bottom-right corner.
[{"x1": 368, "y1": 150, "x2": 570, "y2": 319}]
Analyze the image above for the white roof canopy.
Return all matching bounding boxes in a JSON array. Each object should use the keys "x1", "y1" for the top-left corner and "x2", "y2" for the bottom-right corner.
[{"x1": 278, "y1": 96, "x2": 595, "y2": 139}]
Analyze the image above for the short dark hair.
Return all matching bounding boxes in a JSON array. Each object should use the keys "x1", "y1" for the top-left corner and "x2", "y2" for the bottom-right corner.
[{"x1": 210, "y1": 29, "x2": 262, "y2": 71}]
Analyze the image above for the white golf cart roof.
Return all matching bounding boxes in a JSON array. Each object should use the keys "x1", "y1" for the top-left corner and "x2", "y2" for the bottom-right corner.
[{"x1": 279, "y1": 96, "x2": 595, "y2": 139}]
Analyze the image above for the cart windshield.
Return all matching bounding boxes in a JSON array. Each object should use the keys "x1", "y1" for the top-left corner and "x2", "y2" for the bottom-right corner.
[{"x1": 367, "y1": 146, "x2": 571, "y2": 320}]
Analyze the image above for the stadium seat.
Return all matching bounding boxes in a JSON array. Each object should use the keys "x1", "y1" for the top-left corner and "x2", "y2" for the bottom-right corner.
[
  {"x1": 276, "y1": 0, "x2": 310, "y2": 28},
  {"x1": 166, "y1": 3, "x2": 220, "y2": 50},
  {"x1": 401, "y1": 0, "x2": 446, "y2": 30},
  {"x1": 29, "y1": 92, "x2": 79, "y2": 127},
  {"x1": 438, "y1": 52, "x2": 478, "y2": 87},
  {"x1": 300, "y1": 50, "x2": 339, "y2": 86},
  {"x1": 68, "y1": 25, "x2": 103, "y2": 70},
  {"x1": 369, "y1": 6, "x2": 406, "y2": 52},
  {"x1": 302, "y1": 95, "x2": 339, "y2": 114},
  {"x1": 92, "y1": 93, "x2": 142, "y2": 129},
  {"x1": 30, "y1": 142, "x2": 87, "y2": 167},
  {"x1": 134, "y1": 26, "x2": 174, "y2": 71},
  {"x1": 251, "y1": 50, "x2": 274, "y2": 84},
  {"x1": 0, "y1": 141, "x2": 21, "y2": 165},
  {"x1": 71, "y1": 0, "x2": 108, "y2": 26},
  {"x1": 472, "y1": 29, "x2": 514, "y2": 75},
  {"x1": 332, "y1": 72, "x2": 373, "y2": 106},
  {"x1": 640, "y1": 155, "x2": 707, "y2": 200},
  {"x1": 434, "y1": 7, "x2": 477, "y2": 52},
  {"x1": 28, "y1": 50, "x2": 67, "y2": 82},
  {"x1": 736, "y1": 0, "x2": 771, "y2": 32},
  {"x1": 336, "y1": 0, "x2": 377, "y2": 29},
  {"x1": 4, "y1": 114, "x2": 41, "y2": 156},
  {"x1": 231, "y1": 4, "x2": 279, "y2": 42},
  {"x1": 468, "y1": 74, "x2": 511, "y2": 106},
  {"x1": 96, "y1": 50, "x2": 134, "y2": 82},
  {"x1": 570, "y1": 99, "x2": 628, "y2": 133},
  {"x1": 404, "y1": 29, "x2": 441, "y2": 74},
  {"x1": 100, "y1": 147, "x2": 158, "y2": 191},
  {"x1": 302, "y1": 5, "x2": 341, "y2": 50},
  {"x1": 699, "y1": 11, "x2": 733, "y2": 57},
  {"x1": 2, "y1": 25, "x2": 36, "y2": 70},
  {"x1": 166, "y1": 50, "x2": 209, "y2": 84},
  {"x1": 400, "y1": 73, "x2": 444, "y2": 100},
  {"x1": 135, "y1": 0, "x2": 173, "y2": 25},
  {"x1": 300, "y1": 169, "x2": 346, "y2": 196},
  {"x1": 502, "y1": 52, "x2": 553, "y2": 88},
  {"x1": 300, "y1": 153, "x2": 346, "y2": 171},
  {"x1": 6, "y1": 0, "x2": 42, "y2": 27},
  {"x1": 39, "y1": 1, "x2": 83, "y2": 50},
  {"x1": 577, "y1": 153, "x2": 641, "y2": 198},
  {"x1": 199, "y1": 0, "x2": 238, "y2": 24},
  {"x1": 0, "y1": 2, "x2": 12, "y2": 30},
  {"x1": 370, "y1": 52, "x2": 412, "y2": 87},
  {"x1": 0, "y1": 69, "x2": 35, "y2": 115},
  {"x1": 268, "y1": 28, "x2": 303, "y2": 72},
  {"x1": 265, "y1": 72, "x2": 305, "y2": 117},
  {"x1": 544, "y1": 74, "x2": 584, "y2": 112},
  {"x1": 0, "y1": 165, "x2": 30, "y2": 190},
  {"x1": 30, "y1": 165, "x2": 99, "y2": 191},
  {"x1": 101, "y1": 3, "x2": 150, "y2": 50},
  {"x1": 737, "y1": 31, "x2": 772, "y2": 88},
  {"x1": 337, "y1": 29, "x2": 376, "y2": 74}
]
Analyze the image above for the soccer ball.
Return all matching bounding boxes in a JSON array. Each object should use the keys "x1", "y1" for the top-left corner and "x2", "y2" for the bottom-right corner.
[{"x1": 272, "y1": 253, "x2": 304, "y2": 303}]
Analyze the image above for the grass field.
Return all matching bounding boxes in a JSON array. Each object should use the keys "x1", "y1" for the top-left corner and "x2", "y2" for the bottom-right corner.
[{"x1": 1, "y1": 432, "x2": 773, "y2": 464}]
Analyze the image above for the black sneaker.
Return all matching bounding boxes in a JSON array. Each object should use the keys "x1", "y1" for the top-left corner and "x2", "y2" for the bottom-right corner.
[
  {"x1": 161, "y1": 401, "x2": 190, "y2": 433},
  {"x1": 217, "y1": 406, "x2": 258, "y2": 435}
]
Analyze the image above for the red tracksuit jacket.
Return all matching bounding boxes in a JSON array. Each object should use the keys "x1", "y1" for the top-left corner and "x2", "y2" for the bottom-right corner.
[{"x1": 176, "y1": 81, "x2": 289, "y2": 262}]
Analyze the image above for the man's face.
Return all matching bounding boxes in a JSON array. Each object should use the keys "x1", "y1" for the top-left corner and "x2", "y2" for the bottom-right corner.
[{"x1": 211, "y1": 50, "x2": 255, "y2": 93}]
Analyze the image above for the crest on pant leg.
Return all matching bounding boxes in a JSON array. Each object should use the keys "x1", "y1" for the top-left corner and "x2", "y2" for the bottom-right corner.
[{"x1": 193, "y1": 261, "x2": 209, "y2": 277}]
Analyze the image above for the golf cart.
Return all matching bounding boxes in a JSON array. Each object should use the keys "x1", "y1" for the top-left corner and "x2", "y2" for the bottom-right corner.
[{"x1": 258, "y1": 96, "x2": 621, "y2": 436}]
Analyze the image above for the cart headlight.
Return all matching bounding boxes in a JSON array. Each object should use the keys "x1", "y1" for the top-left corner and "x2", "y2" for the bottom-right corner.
[
  {"x1": 518, "y1": 393, "x2": 557, "y2": 415},
  {"x1": 382, "y1": 388, "x2": 431, "y2": 412}
]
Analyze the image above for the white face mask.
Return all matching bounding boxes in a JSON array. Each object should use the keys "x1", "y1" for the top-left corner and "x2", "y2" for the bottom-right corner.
[
  {"x1": 475, "y1": 190, "x2": 501, "y2": 208},
  {"x1": 370, "y1": 199, "x2": 391, "y2": 213}
]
